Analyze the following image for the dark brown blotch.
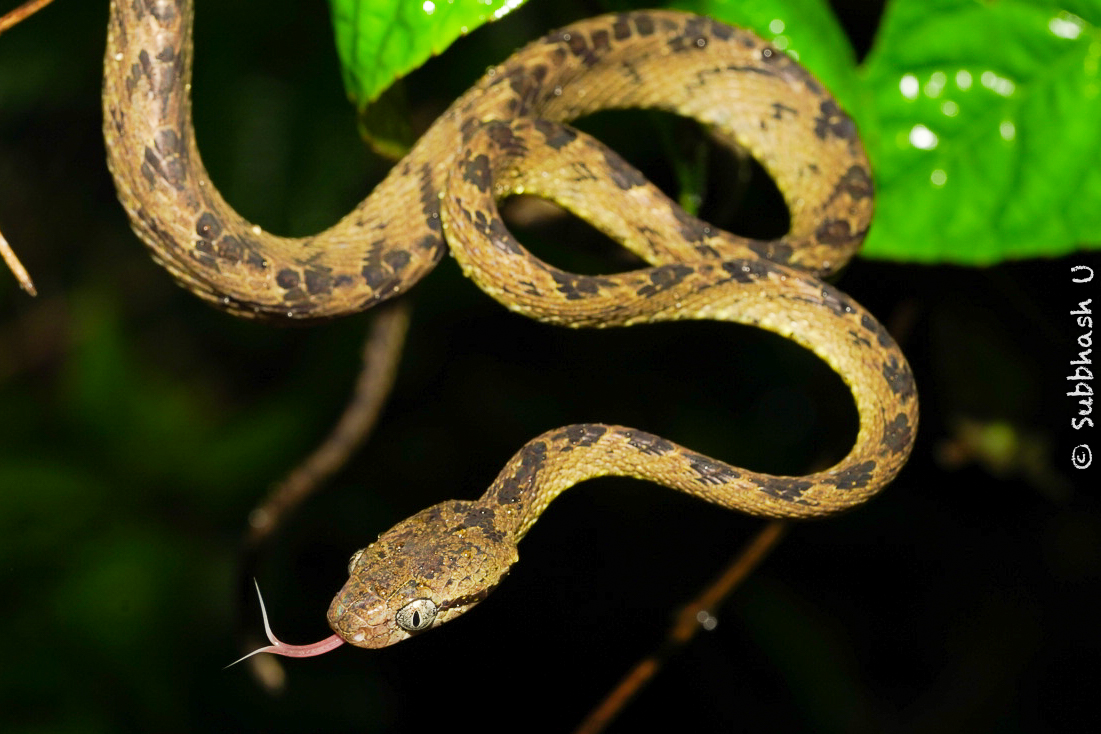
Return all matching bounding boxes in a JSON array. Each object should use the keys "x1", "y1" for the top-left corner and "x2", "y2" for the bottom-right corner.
[
  {"x1": 215, "y1": 236, "x2": 243, "y2": 265},
  {"x1": 565, "y1": 32, "x2": 597, "y2": 66},
  {"x1": 838, "y1": 164, "x2": 873, "y2": 201},
  {"x1": 486, "y1": 122, "x2": 528, "y2": 158},
  {"x1": 551, "y1": 270, "x2": 603, "y2": 300},
  {"x1": 686, "y1": 453, "x2": 740, "y2": 485},
  {"x1": 488, "y1": 218, "x2": 523, "y2": 255},
  {"x1": 710, "y1": 19, "x2": 734, "y2": 41},
  {"x1": 304, "y1": 268, "x2": 333, "y2": 296},
  {"x1": 722, "y1": 259, "x2": 776, "y2": 284},
  {"x1": 636, "y1": 263, "x2": 693, "y2": 298},
  {"x1": 495, "y1": 441, "x2": 548, "y2": 505},
  {"x1": 670, "y1": 206, "x2": 710, "y2": 243},
  {"x1": 473, "y1": 208, "x2": 490, "y2": 232},
  {"x1": 275, "y1": 268, "x2": 299, "y2": 290},
  {"x1": 459, "y1": 117, "x2": 479, "y2": 142},
  {"x1": 666, "y1": 36, "x2": 690, "y2": 53},
  {"x1": 882, "y1": 355, "x2": 916, "y2": 402},
  {"x1": 760, "y1": 476, "x2": 814, "y2": 503},
  {"x1": 418, "y1": 164, "x2": 440, "y2": 231},
  {"x1": 137, "y1": 49, "x2": 153, "y2": 78},
  {"x1": 682, "y1": 16, "x2": 708, "y2": 43},
  {"x1": 565, "y1": 424, "x2": 607, "y2": 448},
  {"x1": 361, "y1": 264, "x2": 389, "y2": 289},
  {"x1": 383, "y1": 249, "x2": 411, "y2": 272},
  {"x1": 612, "y1": 16, "x2": 632, "y2": 41},
  {"x1": 602, "y1": 150, "x2": 648, "y2": 190},
  {"x1": 883, "y1": 413, "x2": 913, "y2": 454},
  {"x1": 590, "y1": 29, "x2": 610, "y2": 55},
  {"x1": 195, "y1": 212, "x2": 221, "y2": 240},
  {"x1": 417, "y1": 234, "x2": 440, "y2": 252},
  {"x1": 154, "y1": 128, "x2": 180, "y2": 156},
  {"x1": 143, "y1": 145, "x2": 184, "y2": 189},
  {"x1": 747, "y1": 239, "x2": 795, "y2": 265},
  {"x1": 861, "y1": 313, "x2": 894, "y2": 349},
  {"x1": 533, "y1": 119, "x2": 577, "y2": 151},
  {"x1": 459, "y1": 506, "x2": 503, "y2": 543},
  {"x1": 246, "y1": 249, "x2": 267, "y2": 271},
  {"x1": 461, "y1": 154, "x2": 493, "y2": 194},
  {"x1": 667, "y1": 17, "x2": 714, "y2": 53},
  {"x1": 815, "y1": 218, "x2": 855, "y2": 247},
  {"x1": 831, "y1": 460, "x2": 877, "y2": 490},
  {"x1": 623, "y1": 429, "x2": 674, "y2": 456},
  {"x1": 813, "y1": 99, "x2": 858, "y2": 142},
  {"x1": 819, "y1": 285, "x2": 855, "y2": 316}
]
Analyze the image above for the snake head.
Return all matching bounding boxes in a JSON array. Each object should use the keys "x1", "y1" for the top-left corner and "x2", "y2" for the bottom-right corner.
[{"x1": 328, "y1": 500, "x2": 519, "y2": 648}]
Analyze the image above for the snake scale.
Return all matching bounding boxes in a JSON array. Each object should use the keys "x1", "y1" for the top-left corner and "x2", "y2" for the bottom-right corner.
[{"x1": 104, "y1": 0, "x2": 917, "y2": 653}]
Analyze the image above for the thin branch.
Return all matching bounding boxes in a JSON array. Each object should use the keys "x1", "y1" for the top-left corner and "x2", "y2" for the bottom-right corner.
[
  {"x1": 0, "y1": 0, "x2": 57, "y2": 36},
  {"x1": 1, "y1": 0, "x2": 59, "y2": 296},
  {"x1": 1, "y1": 227, "x2": 37, "y2": 296},
  {"x1": 574, "y1": 520, "x2": 789, "y2": 734},
  {"x1": 243, "y1": 299, "x2": 411, "y2": 549}
]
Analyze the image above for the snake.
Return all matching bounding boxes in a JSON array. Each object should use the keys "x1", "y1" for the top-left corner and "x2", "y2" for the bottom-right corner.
[{"x1": 104, "y1": 0, "x2": 917, "y2": 655}]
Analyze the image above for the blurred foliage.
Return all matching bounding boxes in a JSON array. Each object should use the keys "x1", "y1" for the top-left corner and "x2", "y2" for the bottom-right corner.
[{"x1": 0, "y1": 1, "x2": 1098, "y2": 733}]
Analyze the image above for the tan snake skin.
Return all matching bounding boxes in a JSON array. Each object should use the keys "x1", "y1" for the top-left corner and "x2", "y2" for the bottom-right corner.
[{"x1": 103, "y1": 0, "x2": 917, "y2": 651}]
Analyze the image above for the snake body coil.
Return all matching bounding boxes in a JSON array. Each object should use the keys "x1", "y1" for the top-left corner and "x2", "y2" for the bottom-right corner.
[{"x1": 104, "y1": 0, "x2": 917, "y2": 650}]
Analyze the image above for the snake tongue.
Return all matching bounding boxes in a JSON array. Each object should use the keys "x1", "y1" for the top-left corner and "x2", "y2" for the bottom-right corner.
[{"x1": 225, "y1": 580, "x2": 346, "y2": 667}]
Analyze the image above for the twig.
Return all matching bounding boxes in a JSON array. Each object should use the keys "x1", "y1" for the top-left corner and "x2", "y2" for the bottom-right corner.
[
  {"x1": 1, "y1": 0, "x2": 59, "y2": 295},
  {"x1": 574, "y1": 520, "x2": 789, "y2": 734},
  {"x1": 1, "y1": 227, "x2": 37, "y2": 296},
  {"x1": 241, "y1": 299, "x2": 410, "y2": 549},
  {"x1": 0, "y1": 0, "x2": 57, "y2": 36}
]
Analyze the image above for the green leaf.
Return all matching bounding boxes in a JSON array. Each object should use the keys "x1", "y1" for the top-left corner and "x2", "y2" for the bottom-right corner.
[
  {"x1": 327, "y1": 0, "x2": 529, "y2": 109},
  {"x1": 670, "y1": 0, "x2": 861, "y2": 113},
  {"x1": 858, "y1": 0, "x2": 1101, "y2": 263}
]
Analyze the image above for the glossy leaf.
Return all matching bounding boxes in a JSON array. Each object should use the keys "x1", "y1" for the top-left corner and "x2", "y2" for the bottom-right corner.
[
  {"x1": 859, "y1": 0, "x2": 1101, "y2": 262},
  {"x1": 327, "y1": 0, "x2": 529, "y2": 108}
]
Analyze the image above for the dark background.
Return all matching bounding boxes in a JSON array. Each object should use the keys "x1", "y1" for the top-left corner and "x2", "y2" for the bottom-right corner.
[{"x1": 1, "y1": 0, "x2": 1097, "y2": 732}]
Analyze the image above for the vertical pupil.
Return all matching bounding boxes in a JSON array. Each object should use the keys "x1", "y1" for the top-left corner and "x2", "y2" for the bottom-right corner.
[{"x1": 411, "y1": 610, "x2": 421, "y2": 627}]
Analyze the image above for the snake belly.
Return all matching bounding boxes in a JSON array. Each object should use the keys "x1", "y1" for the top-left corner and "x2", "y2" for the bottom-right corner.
[{"x1": 103, "y1": 0, "x2": 918, "y2": 649}]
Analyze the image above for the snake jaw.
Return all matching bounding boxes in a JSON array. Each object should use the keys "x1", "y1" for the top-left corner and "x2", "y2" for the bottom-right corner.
[
  {"x1": 328, "y1": 500, "x2": 519, "y2": 648},
  {"x1": 226, "y1": 580, "x2": 344, "y2": 667},
  {"x1": 326, "y1": 587, "x2": 402, "y2": 648},
  {"x1": 327, "y1": 574, "x2": 443, "y2": 648}
]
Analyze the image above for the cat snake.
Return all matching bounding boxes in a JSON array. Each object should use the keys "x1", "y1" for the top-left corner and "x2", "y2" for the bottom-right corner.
[{"x1": 103, "y1": 0, "x2": 917, "y2": 653}]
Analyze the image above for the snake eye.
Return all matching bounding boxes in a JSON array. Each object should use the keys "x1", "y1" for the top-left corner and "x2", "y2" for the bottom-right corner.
[
  {"x1": 347, "y1": 549, "x2": 365, "y2": 575},
  {"x1": 395, "y1": 598, "x2": 438, "y2": 632}
]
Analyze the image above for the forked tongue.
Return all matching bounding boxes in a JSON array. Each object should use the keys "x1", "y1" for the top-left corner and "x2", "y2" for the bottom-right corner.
[{"x1": 226, "y1": 579, "x2": 344, "y2": 667}]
